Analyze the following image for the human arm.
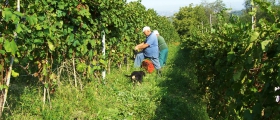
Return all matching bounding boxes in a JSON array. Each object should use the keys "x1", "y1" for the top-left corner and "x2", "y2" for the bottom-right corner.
[{"x1": 134, "y1": 43, "x2": 149, "y2": 50}]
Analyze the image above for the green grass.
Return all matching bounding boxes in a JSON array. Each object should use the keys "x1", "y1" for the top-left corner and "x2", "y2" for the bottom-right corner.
[
  {"x1": 153, "y1": 42, "x2": 209, "y2": 120},
  {"x1": 3, "y1": 42, "x2": 209, "y2": 120}
]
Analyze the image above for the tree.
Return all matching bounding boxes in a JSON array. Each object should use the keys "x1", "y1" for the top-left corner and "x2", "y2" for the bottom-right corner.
[
  {"x1": 173, "y1": 4, "x2": 208, "y2": 39},
  {"x1": 241, "y1": 0, "x2": 280, "y2": 24}
]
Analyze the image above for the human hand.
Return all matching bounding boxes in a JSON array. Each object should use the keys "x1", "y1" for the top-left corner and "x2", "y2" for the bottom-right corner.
[{"x1": 134, "y1": 46, "x2": 139, "y2": 50}]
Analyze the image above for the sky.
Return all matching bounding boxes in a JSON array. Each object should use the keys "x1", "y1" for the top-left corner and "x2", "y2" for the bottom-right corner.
[{"x1": 126, "y1": 0, "x2": 245, "y2": 13}]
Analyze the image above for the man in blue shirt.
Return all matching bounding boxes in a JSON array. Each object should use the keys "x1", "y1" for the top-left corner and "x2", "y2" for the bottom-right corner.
[{"x1": 134, "y1": 26, "x2": 161, "y2": 74}]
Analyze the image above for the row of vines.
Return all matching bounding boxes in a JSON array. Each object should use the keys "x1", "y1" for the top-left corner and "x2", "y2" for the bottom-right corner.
[
  {"x1": 0, "y1": 0, "x2": 180, "y2": 116},
  {"x1": 185, "y1": 0, "x2": 279, "y2": 119}
]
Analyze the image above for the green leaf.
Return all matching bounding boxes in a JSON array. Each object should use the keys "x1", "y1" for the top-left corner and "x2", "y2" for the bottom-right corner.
[
  {"x1": 247, "y1": 55, "x2": 253, "y2": 64},
  {"x1": 0, "y1": 50, "x2": 5, "y2": 55},
  {"x1": 13, "y1": 11, "x2": 24, "y2": 17},
  {"x1": 0, "y1": 85, "x2": 8, "y2": 90},
  {"x1": 58, "y1": 2, "x2": 66, "y2": 9},
  {"x1": 211, "y1": 28, "x2": 216, "y2": 33},
  {"x1": 4, "y1": 40, "x2": 18, "y2": 56},
  {"x1": 15, "y1": 24, "x2": 23, "y2": 33},
  {"x1": 67, "y1": 34, "x2": 75, "y2": 45},
  {"x1": 100, "y1": 59, "x2": 106, "y2": 65},
  {"x1": 233, "y1": 67, "x2": 243, "y2": 81},
  {"x1": 12, "y1": 70, "x2": 19, "y2": 77},
  {"x1": 38, "y1": 16, "x2": 45, "y2": 21},
  {"x1": 227, "y1": 51, "x2": 235, "y2": 62},
  {"x1": 245, "y1": 43, "x2": 253, "y2": 52},
  {"x1": 50, "y1": 73, "x2": 57, "y2": 80},
  {"x1": 250, "y1": 87, "x2": 257, "y2": 92},
  {"x1": 88, "y1": 50, "x2": 93, "y2": 58},
  {"x1": 56, "y1": 10, "x2": 63, "y2": 17},
  {"x1": 26, "y1": 14, "x2": 38, "y2": 26},
  {"x1": 76, "y1": 63, "x2": 87, "y2": 72},
  {"x1": 35, "y1": 24, "x2": 42, "y2": 30},
  {"x1": 14, "y1": 58, "x2": 19, "y2": 63},
  {"x1": 42, "y1": 65, "x2": 47, "y2": 76},
  {"x1": 89, "y1": 40, "x2": 96, "y2": 48},
  {"x1": 73, "y1": 40, "x2": 81, "y2": 47},
  {"x1": 67, "y1": 27, "x2": 73, "y2": 33},
  {"x1": 266, "y1": 5, "x2": 272, "y2": 12},
  {"x1": 2, "y1": 8, "x2": 13, "y2": 21},
  {"x1": 79, "y1": 8, "x2": 90, "y2": 16},
  {"x1": 261, "y1": 40, "x2": 271, "y2": 52},
  {"x1": 250, "y1": 31, "x2": 259, "y2": 42},
  {"x1": 55, "y1": 21, "x2": 63, "y2": 28},
  {"x1": 48, "y1": 41, "x2": 55, "y2": 51},
  {"x1": 34, "y1": 39, "x2": 44, "y2": 44},
  {"x1": 44, "y1": 83, "x2": 49, "y2": 88}
]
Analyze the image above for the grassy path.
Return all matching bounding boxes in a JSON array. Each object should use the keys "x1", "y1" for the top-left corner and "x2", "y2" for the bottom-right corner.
[
  {"x1": 5, "y1": 43, "x2": 209, "y2": 120},
  {"x1": 153, "y1": 42, "x2": 209, "y2": 120}
]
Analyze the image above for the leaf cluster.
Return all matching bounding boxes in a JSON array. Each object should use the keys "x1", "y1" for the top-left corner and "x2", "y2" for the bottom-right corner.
[{"x1": 181, "y1": 1, "x2": 280, "y2": 119}]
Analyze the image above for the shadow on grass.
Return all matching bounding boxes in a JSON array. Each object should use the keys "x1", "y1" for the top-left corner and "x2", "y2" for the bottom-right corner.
[
  {"x1": 153, "y1": 44, "x2": 209, "y2": 120},
  {"x1": 2, "y1": 75, "x2": 41, "y2": 117}
]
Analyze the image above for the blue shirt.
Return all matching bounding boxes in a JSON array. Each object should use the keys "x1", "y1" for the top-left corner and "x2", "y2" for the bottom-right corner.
[{"x1": 143, "y1": 32, "x2": 159, "y2": 58}]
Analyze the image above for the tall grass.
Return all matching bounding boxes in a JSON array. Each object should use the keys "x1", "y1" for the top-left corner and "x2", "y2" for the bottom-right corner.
[{"x1": 3, "y1": 42, "x2": 209, "y2": 120}]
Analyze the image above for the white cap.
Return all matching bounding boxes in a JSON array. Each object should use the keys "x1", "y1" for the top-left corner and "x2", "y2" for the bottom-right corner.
[
  {"x1": 142, "y1": 26, "x2": 150, "y2": 32},
  {"x1": 153, "y1": 30, "x2": 159, "y2": 35}
]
